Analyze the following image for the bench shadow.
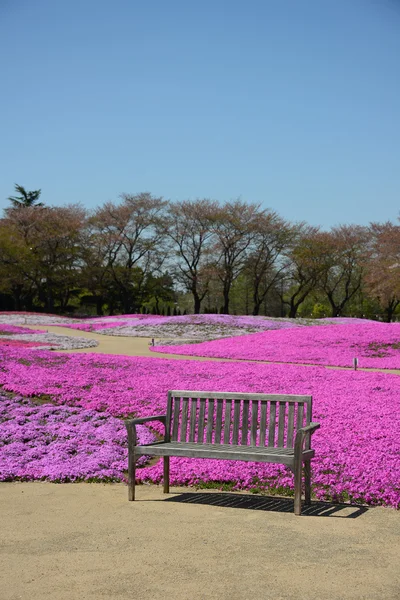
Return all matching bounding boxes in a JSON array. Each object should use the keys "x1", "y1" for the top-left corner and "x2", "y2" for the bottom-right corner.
[{"x1": 162, "y1": 492, "x2": 368, "y2": 518}]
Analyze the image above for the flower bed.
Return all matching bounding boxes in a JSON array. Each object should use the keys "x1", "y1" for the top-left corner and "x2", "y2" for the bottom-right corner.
[
  {"x1": 0, "y1": 394, "x2": 155, "y2": 482},
  {"x1": 72, "y1": 314, "x2": 310, "y2": 340},
  {"x1": 0, "y1": 347, "x2": 399, "y2": 507},
  {"x1": 153, "y1": 321, "x2": 400, "y2": 369},
  {"x1": 0, "y1": 317, "x2": 98, "y2": 350},
  {"x1": 0, "y1": 339, "x2": 50, "y2": 349},
  {"x1": 0, "y1": 324, "x2": 46, "y2": 335}
]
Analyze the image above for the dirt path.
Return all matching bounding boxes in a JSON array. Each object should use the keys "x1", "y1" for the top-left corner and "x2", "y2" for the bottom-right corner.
[
  {"x1": 27, "y1": 324, "x2": 400, "y2": 374},
  {"x1": 1, "y1": 482, "x2": 399, "y2": 600}
]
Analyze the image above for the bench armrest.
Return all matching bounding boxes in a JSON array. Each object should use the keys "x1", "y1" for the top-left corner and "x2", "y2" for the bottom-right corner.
[
  {"x1": 125, "y1": 415, "x2": 167, "y2": 446},
  {"x1": 298, "y1": 422, "x2": 320, "y2": 435},
  {"x1": 131, "y1": 415, "x2": 166, "y2": 425},
  {"x1": 294, "y1": 422, "x2": 320, "y2": 454}
]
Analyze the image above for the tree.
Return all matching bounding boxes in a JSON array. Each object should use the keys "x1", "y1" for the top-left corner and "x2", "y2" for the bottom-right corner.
[
  {"x1": 281, "y1": 226, "x2": 326, "y2": 318},
  {"x1": 90, "y1": 193, "x2": 168, "y2": 313},
  {"x1": 212, "y1": 200, "x2": 262, "y2": 314},
  {"x1": 7, "y1": 184, "x2": 43, "y2": 208},
  {"x1": 245, "y1": 211, "x2": 294, "y2": 315},
  {"x1": 166, "y1": 199, "x2": 218, "y2": 314},
  {"x1": 364, "y1": 221, "x2": 400, "y2": 322},
  {"x1": 0, "y1": 204, "x2": 86, "y2": 311},
  {"x1": 317, "y1": 225, "x2": 369, "y2": 317}
]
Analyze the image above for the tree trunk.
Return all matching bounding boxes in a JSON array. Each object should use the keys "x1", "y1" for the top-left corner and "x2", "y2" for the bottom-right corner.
[
  {"x1": 96, "y1": 297, "x2": 104, "y2": 316},
  {"x1": 193, "y1": 293, "x2": 201, "y2": 314},
  {"x1": 222, "y1": 294, "x2": 230, "y2": 314}
]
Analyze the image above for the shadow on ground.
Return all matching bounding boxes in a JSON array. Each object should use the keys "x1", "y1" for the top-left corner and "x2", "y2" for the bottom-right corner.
[{"x1": 162, "y1": 492, "x2": 368, "y2": 518}]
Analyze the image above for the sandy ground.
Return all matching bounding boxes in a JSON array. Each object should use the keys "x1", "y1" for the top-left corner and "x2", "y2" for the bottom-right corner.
[
  {"x1": 2, "y1": 324, "x2": 399, "y2": 599},
  {"x1": 1, "y1": 482, "x2": 399, "y2": 600}
]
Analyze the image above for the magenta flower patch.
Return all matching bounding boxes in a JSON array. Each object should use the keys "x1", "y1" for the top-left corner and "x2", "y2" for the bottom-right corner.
[
  {"x1": 154, "y1": 321, "x2": 400, "y2": 369},
  {"x1": 0, "y1": 347, "x2": 399, "y2": 507}
]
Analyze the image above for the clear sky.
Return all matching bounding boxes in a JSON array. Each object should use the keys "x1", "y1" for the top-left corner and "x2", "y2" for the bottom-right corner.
[{"x1": 0, "y1": 0, "x2": 399, "y2": 228}]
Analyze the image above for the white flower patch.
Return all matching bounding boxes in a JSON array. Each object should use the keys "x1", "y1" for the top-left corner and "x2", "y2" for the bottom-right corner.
[
  {"x1": 98, "y1": 322, "x2": 274, "y2": 341},
  {"x1": 0, "y1": 314, "x2": 79, "y2": 325},
  {"x1": 10, "y1": 334, "x2": 98, "y2": 350}
]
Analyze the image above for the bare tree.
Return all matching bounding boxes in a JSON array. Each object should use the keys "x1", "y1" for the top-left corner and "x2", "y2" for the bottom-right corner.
[
  {"x1": 90, "y1": 193, "x2": 168, "y2": 313},
  {"x1": 280, "y1": 226, "x2": 326, "y2": 318},
  {"x1": 317, "y1": 225, "x2": 369, "y2": 317},
  {"x1": 245, "y1": 211, "x2": 294, "y2": 315},
  {"x1": 165, "y1": 198, "x2": 218, "y2": 313},
  {"x1": 364, "y1": 221, "x2": 400, "y2": 321},
  {"x1": 212, "y1": 200, "x2": 263, "y2": 314}
]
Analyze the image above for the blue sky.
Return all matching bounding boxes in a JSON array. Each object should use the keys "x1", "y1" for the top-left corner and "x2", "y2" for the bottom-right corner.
[{"x1": 0, "y1": 0, "x2": 399, "y2": 228}]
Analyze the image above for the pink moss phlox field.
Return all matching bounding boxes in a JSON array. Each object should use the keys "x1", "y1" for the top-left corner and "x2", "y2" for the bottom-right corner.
[
  {"x1": 59, "y1": 314, "x2": 305, "y2": 333},
  {"x1": 0, "y1": 394, "x2": 155, "y2": 482},
  {"x1": 0, "y1": 324, "x2": 46, "y2": 335},
  {"x1": 0, "y1": 324, "x2": 49, "y2": 348},
  {"x1": 0, "y1": 339, "x2": 50, "y2": 349},
  {"x1": 154, "y1": 322, "x2": 400, "y2": 369},
  {"x1": 0, "y1": 348, "x2": 399, "y2": 507},
  {"x1": 57, "y1": 314, "x2": 161, "y2": 331}
]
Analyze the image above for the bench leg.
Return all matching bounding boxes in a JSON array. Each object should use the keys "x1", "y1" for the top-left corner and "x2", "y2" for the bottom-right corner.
[
  {"x1": 163, "y1": 456, "x2": 170, "y2": 494},
  {"x1": 294, "y1": 459, "x2": 303, "y2": 516},
  {"x1": 128, "y1": 450, "x2": 136, "y2": 501},
  {"x1": 304, "y1": 461, "x2": 311, "y2": 506}
]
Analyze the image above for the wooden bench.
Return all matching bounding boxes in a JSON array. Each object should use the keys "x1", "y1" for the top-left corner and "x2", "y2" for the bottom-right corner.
[{"x1": 125, "y1": 391, "x2": 320, "y2": 515}]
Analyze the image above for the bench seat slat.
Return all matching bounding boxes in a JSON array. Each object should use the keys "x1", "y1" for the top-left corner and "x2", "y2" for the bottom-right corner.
[
  {"x1": 134, "y1": 441, "x2": 315, "y2": 465},
  {"x1": 259, "y1": 401, "x2": 267, "y2": 446},
  {"x1": 286, "y1": 403, "x2": 295, "y2": 447},
  {"x1": 241, "y1": 399, "x2": 249, "y2": 445},
  {"x1": 223, "y1": 400, "x2": 232, "y2": 444},
  {"x1": 198, "y1": 398, "x2": 206, "y2": 443},
  {"x1": 232, "y1": 400, "x2": 240, "y2": 445},
  {"x1": 206, "y1": 398, "x2": 215, "y2": 443},
  {"x1": 250, "y1": 400, "x2": 258, "y2": 446},
  {"x1": 189, "y1": 398, "x2": 197, "y2": 442},
  {"x1": 268, "y1": 402, "x2": 277, "y2": 446},
  {"x1": 277, "y1": 401, "x2": 286, "y2": 447},
  {"x1": 215, "y1": 399, "x2": 223, "y2": 444},
  {"x1": 180, "y1": 398, "x2": 189, "y2": 442},
  {"x1": 172, "y1": 398, "x2": 181, "y2": 441}
]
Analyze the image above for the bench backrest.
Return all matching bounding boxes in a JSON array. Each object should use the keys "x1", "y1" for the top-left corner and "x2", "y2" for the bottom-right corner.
[{"x1": 166, "y1": 391, "x2": 313, "y2": 449}]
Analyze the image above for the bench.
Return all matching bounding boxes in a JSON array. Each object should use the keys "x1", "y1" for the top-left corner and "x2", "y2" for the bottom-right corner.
[{"x1": 125, "y1": 391, "x2": 320, "y2": 515}]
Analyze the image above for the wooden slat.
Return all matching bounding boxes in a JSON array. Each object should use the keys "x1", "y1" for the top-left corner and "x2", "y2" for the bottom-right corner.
[
  {"x1": 305, "y1": 397, "x2": 313, "y2": 449},
  {"x1": 214, "y1": 399, "x2": 223, "y2": 444},
  {"x1": 180, "y1": 397, "x2": 189, "y2": 442},
  {"x1": 198, "y1": 398, "x2": 206, "y2": 443},
  {"x1": 259, "y1": 401, "x2": 267, "y2": 446},
  {"x1": 165, "y1": 392, "x2": 173, "y2": 442},
  {"x1": 189, "y1": 398, "x2": 197, "y2": 442},
  {"x1": 206, "y1": 398, "x2": 215, "y2": 443},
  {"x1": 296, "y1": 403, "x2": 304, "y2": 432},
  {"x1": 223, "y1": 400, "x2": 232, "y2": 444},
  {"x1": 171, "y1": 397, "x2": 181, "y2": 441},
  {"x1": 277, "y1": 401, "x2": 286, "y2": 447},
  {"x1": 250, "y1": 400, "x2": 258, "y2": 446},
  {"x1": 241, "y1": 399, "x2": 249, "y2": 445},
  {"x1": 268, "y1": 402, "x2": 277, "y2": 447},
  {"x1": 169, "y1": 390, "x2": 311, "y2": 403},
  {"x1": 286, "y1": 402, "x2": 295, "y2": 448},
  {"x1": 232, "y1": 399, "x2": 240, "y2": 445},
  {"x1": 134, "y1": 441, "x2": 306, "y2": 465},
  {"x1": 305, "y1": 398, "x2": 312, "y2": 425}
]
